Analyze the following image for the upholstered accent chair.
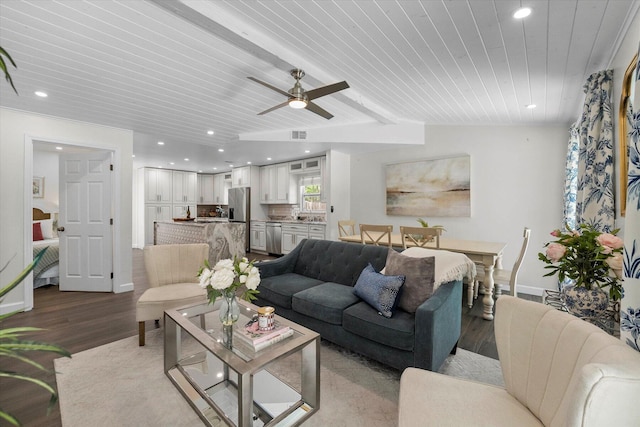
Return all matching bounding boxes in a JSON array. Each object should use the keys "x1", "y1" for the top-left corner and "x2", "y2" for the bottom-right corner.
[
  {"x1": 399, "y1": 296, "x2": 640, "y2": 426},
  {"x1": 137, "y1": 243, "x2": 208, "y2": 346}
]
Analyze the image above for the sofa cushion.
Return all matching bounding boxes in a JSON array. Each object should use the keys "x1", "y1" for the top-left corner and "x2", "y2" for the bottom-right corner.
[
  {"x1": 343, "y1": 301, "x2": 415, "y2": 351},
  {"x1": 353, "y1": 264, "x2": 404, "y2": 318},
  {"x1": 384, "y1": 249, "x2": 435, "y2": 313},
  {"x1": 292, "y1": 282, "x2": 361, "y2": 325},
  {"x1": 258, "y1": 273, "x2": 323, "y2": 309},
  {"x1": 293, "y1": 239, "x2": 389, "y2": 286}
]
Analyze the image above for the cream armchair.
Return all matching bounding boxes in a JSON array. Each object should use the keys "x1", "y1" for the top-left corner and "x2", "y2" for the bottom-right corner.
[
  {"x1": 137, "y1": 243, "x2": 208, "y2": 346},
  {"x1": 399, "y1": 296, "x2": 640, "y2": 426}
]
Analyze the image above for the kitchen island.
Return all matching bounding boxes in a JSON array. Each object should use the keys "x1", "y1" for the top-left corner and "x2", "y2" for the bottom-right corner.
[{"x1": 154, "y1": 220, "x2": 245, "y2": 265}]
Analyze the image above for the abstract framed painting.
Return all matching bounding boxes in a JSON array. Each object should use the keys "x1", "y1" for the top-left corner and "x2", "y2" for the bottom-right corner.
[
  {"x1": 385, "y1": 155, "x2": 470, "y2": 217},
  {"x1": 33, "y1": 176, "x2": 44, "y2": 198}
]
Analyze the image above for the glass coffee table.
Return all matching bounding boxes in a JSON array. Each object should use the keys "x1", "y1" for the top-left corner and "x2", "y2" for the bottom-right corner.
[{"x1": 164, "y1": 300, "x2": 320, "y2": 426}]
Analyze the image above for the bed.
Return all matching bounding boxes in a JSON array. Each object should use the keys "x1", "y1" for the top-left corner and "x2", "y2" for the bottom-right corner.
[{"x1": 32, "y1": 208, "x2": 60, "y2": 288}]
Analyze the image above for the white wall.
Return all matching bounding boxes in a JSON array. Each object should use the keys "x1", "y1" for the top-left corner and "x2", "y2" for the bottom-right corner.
[
  {"x1": 0, "y1": 108, "x2": 134, "y2": 313},
  {"x1": 32, "y1": 150, "x2": 60, "y2": 210},
  {"x1": 326, "y1": 150, "x2": 351, "y2": 241},
  {"x1": 349, "y1": 124, "x2": 570, "y2": 295}
]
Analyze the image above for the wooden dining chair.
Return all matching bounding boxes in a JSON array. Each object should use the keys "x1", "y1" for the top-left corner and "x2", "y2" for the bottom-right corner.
[
  {"x1": 470, "y1": 227, "x2": 531, "y2": 306},
  {"x1": 338, "y1": 220, "x2": 357, "y2": 237},
  {"x1": 359, "y1": 224, "x2": 393, "y2": 248},
  {"x1": 399, "y1": 226, "x2": 443, "y2": 249}
]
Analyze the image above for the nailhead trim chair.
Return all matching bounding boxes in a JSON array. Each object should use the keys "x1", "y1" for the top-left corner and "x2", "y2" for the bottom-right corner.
[{"x1": 136, "y1": 243, "x2": 208, "y2": 346}]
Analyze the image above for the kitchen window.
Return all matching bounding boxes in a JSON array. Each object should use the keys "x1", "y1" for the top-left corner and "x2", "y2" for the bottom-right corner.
[{"x1": 300, "y1": 175, "x2": 325, "y2": 212}]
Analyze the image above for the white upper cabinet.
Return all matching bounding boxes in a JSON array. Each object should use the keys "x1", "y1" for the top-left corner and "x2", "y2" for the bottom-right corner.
[
  {"x1": 213, "y1": 173, "x2": 230, "y2": 204},
  {"x1": 144, "y1": 168, "x2": 172, "y2": 203},
  {"x1": 232, "y1": 166, "x2": 251, "y2": 188},
  {"x1": 172, "y1": 171, "x2": 197, "y2": 204},
  {"x1": 289, "y1": 157, "x2": 322, "y2": 174},
  {"x1": 198, "y1": 174, "x2": 215, "y2": 204},
  {"x1": 259, "y1": 163, "x2": 297, "y2": 204}
]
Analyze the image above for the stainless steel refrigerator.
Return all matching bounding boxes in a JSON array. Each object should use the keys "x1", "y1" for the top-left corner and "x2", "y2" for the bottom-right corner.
[{"x1": 228, "y1": 187, "x2": 250, "y2": 252}]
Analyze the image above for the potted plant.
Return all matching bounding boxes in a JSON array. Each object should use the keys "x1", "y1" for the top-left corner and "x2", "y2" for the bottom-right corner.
[
  {"x1": 538, "y1": 224, "x2": 623, "y2": 318},
  {"x1": 0, "y1": 45, "x2": 18, "y2": 94},
  {"x1": 0, "y1": 250, "x2": 71, "y2": 426}
]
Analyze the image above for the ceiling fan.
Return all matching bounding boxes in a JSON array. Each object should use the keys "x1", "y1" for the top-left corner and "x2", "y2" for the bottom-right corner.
[{"x1": 248, "y1": 69, "x2": 349, "y2": 120}]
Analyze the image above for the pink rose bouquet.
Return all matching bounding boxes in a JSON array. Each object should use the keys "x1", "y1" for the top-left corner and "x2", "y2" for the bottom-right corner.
[{"x1": 539, "y1": 224, "x2": 624, "y2": 300}]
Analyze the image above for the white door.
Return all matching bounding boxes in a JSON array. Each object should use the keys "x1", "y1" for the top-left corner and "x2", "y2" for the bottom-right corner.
[{"x1": 59, "y1": 151, "x2": 112, "y2": 292}]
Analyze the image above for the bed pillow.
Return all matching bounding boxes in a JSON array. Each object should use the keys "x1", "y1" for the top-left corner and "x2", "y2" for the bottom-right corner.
[
  {"x1": 384, "y1": 249, "x2": 435, "y2": 313},
  {"x1": 353, "y1": 263, "x2": 404, "y2": 318},
  {"x1": 33, "y1": 222, "x2": 44, "y2": 241},
  {"x1": 34, "y1": 219, "x2": 55, "y2": 239}
]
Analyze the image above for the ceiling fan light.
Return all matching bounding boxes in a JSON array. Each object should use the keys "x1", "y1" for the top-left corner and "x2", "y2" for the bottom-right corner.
[{"x1": 289, "y1": 98, "x2": 307, "y2": 109}]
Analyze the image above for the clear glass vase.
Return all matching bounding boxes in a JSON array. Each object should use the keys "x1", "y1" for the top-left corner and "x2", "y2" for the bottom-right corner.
[{"x1": 219, "y1": 289, "x2": 240, "y2": 326}]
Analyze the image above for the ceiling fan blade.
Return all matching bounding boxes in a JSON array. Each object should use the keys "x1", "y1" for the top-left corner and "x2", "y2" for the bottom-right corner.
[
  {"x1": 257, "y1": 100, "x2": 290, "y2": 115},
  {"x1": 247, "y1": 76, "x2": 291, "y2": 98},
  {"x1": 306, "y1": 81, "x2": 349, "y2": 100},
  {"x1": 305, "y1": 101, "x2": 334, "y2": 119}
]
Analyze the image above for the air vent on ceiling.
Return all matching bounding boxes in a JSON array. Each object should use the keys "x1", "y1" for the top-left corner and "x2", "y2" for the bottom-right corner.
[{"x1": 291, "y1": 130, "x2": 307, "y2": 140}]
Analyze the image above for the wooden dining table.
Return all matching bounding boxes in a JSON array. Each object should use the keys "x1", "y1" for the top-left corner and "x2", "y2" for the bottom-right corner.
[{"x1": 339, "y1": 233, "x2": 507, "y2": 320}]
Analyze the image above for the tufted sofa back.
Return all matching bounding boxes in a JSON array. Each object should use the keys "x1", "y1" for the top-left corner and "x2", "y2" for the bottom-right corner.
[
  {"x1": 144, "y1": 243, "x2": 209, "y2": 288},
  {"x1": 495, "y1": 296, "x2": 640, "y2": 426},
  {"x1": 293, "y1": 239, "x2": 389, "y2": 286}
]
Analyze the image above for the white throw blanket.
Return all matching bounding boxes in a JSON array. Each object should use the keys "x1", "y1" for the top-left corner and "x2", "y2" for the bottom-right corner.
[{"x1": 399, "y1": 247, "x2": 476, "y2": 290}]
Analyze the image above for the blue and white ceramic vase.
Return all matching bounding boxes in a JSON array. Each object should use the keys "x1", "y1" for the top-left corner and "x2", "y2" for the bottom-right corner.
[{"x1": 562, "y1": 285, "x2": 609, "y2": 318}]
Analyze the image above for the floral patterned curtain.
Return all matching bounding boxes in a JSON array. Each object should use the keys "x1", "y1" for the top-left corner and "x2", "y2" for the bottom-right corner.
[
  {"x1": 621, "y1": 43, "x2": 640, "y2": 352},
  {"x1": 573, "y1": 69, "x2": 615, "y2": 233},
  {"x1": 563, "y1": 125, "x2": 579, "y2": 230}
]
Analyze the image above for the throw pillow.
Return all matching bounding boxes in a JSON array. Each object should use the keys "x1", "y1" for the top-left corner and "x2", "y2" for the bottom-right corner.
[
  {"x1": 384, "y1": 249, "x2": 435, "y2": 313},
  {"x1": 34, "y1": 219, "x2": 54, "y2": 239},
  {"x1": 353, "y1": 263, "x2": 404, "y2": 318},
  {"x1": 33, "y1": 222, "x2": 44, "y2": 241}
]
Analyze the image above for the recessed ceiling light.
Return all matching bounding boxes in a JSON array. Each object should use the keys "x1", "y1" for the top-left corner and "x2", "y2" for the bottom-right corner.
[
  {"x1": 34, "y1": 91, "x2": 48, "y2": 98},
  {"x1": 513, "y1": 7, "x2": 531, "y2": 19},
  {"x1": 247, "y1": 161, "x2": 251, "y2": 164},
  {"x1": 207, "y1": 130, "x2": 214, "y2": 135},
  {"x1": 184, "y1": 158, "x2": 189, "y2": 161},
  {"x1": 198, "y1": 170, "x2": 203, "y2": 173},
  {"x1": 158, "y1": 166, "x2": 163, "y2": 168},
  {"x1": 213, "y1": 167, "x2": 217, "y2": 170},
  {"x1": 267, "y1": 157, "x2": 272, "y2": 161},
  {"x1": 132, "y1": 154, "x2": 136, "y2": 158},
  {"x1": 55, "y1": 146, "x2": 63, "y2": 150},
  {"x1": 304, "y1": 150, "x2": 310, "y2": 154},
  {"x1": 526, "y1": 104, "x2": 537, "y2": 109},
  {"x1": 218, "y1": 148, "x2": 224, "y2": 152},
  {"x1": 229, "y1": 164, "x2": 234, "y2": 168},
  {"x1": 169, "y1": 162, "x2": 175, "y2": 165},
  {"x1": 157, "y1": 141, "x2": 164, "y2": 145}
]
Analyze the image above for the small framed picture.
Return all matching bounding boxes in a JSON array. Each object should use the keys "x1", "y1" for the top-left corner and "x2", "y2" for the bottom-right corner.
[{"x1": 33, "y1": 176, "x2": 44, "y2": 198}]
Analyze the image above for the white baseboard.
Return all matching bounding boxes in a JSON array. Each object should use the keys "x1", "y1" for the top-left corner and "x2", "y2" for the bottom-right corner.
[{"x1": 0, "y1": 301, "x2": 27, "y2": 315}]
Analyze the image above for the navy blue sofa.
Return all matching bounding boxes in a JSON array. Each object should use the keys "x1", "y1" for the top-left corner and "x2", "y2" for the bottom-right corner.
[{"x1": 255, "y1": 239, "x2": 462, "y2": 371}]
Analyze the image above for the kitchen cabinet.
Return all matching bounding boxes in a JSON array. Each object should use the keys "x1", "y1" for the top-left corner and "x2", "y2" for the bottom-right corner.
[
  {"x1": 231, "y1": 166, "x2": 251, "y2": 188},
  {"x1": 260, "y1": 163, "x2": 297, "y2": 204},
  {"x1": 144, "y1": 168, "x2": 172, "y2": 203},
  {"x1": 172, "y1": 171, "x2": 197, "y2": 204},
  {"x1": 282, "y1": 223, "x2": 310, "y2": 254},
  {"x1": 289, "y1": 156, "x2": 322, "y2": 174},
  {"x1": 308, "y1": 224, "x2": 326, "y2": 240},
  {"x1": 144, "y1": 204, "x2": 172, "y2": 245},
  {"x1": 198, "y1": 174, "x2": 215, "y2": 204},
  {"x1": 250, "y1": 221, "x2": 267, "y2": 252},
  {"x1": 213, "y1": 173, "x2": 230, "y2": 204}
]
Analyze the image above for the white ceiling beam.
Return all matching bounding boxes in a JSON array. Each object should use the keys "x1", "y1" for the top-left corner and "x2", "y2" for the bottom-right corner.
[
  {"x1": 150, "y1": 0, "x2": 398, "y2": 124},
  {"x1": 238, "y1": 120, "x2": 424, "y2": 145}
]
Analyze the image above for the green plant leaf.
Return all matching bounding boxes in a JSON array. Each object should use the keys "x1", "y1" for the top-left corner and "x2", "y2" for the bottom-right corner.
[
  {"x1": 0, "y1": 408, "x2": 20, "y2": 426},
  {"x1": 0, "y1": 248, "x2": 47, "y2": 299},
  {"x1": 0, "y1": 45, "x2": 18, "y2": 95}
]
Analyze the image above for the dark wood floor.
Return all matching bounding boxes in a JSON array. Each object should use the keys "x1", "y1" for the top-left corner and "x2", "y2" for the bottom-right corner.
[{"x1": 0, "y1": 249, "x2": 538, "y2": 426}]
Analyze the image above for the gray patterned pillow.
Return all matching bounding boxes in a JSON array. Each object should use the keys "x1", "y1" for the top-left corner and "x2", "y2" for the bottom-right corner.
[
  {"x1": 353, "y1": 263, "x2": 405, "y2": 318},
  {"x1": 384, "y1": 249, "x2": 435, "y2": 313}
]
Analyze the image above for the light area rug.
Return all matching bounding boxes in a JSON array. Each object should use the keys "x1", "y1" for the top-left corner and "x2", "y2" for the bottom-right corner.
[{"x1": 55, "y1": 329, "x2": 503, "y2": 427}]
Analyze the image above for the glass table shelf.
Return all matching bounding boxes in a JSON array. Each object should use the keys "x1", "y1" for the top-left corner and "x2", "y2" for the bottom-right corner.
[{"x1": 164, "y1": 300, "x2": 320, "y2": 426}]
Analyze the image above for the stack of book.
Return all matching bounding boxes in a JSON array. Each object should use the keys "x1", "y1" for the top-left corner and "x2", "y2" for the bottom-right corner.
[{"x1": 234, "y1": 321, "x2": 294, "y2": 351}]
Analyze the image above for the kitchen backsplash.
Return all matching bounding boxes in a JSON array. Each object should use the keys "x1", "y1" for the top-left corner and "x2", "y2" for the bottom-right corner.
[{"x1": 268, "y1": 205, "x2": 325, "y2": 222}]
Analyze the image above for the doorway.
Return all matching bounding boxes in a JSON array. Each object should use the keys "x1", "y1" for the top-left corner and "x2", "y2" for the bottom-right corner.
[{"x1": 25, "y1": 138, "x2": 115, "y2": 308}]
